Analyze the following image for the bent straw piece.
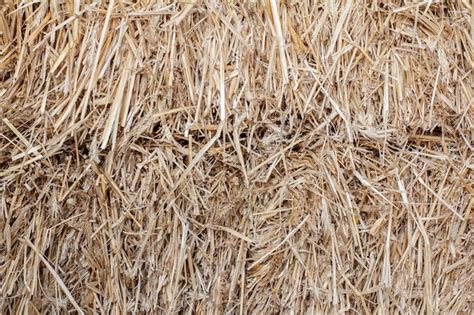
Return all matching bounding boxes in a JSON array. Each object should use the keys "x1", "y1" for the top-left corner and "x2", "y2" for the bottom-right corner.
[{"x1": 248, "y1": 215, "x2": 309, "y2": 270}]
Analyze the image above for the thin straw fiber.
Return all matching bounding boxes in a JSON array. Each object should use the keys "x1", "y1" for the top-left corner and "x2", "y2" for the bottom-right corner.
[{"x1": 0, "y1": 1, "x2": 472, "y2": 313}]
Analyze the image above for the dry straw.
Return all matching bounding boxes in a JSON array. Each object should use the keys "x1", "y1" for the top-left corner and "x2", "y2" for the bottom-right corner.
[{"x1": 0, "y1": 0, "x2": 473, "y2": 313}]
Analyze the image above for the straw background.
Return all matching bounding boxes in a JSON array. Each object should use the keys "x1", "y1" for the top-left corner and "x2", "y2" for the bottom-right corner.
[{"x1": 0, "y1": 0, "x2": 472, "y2": 313}]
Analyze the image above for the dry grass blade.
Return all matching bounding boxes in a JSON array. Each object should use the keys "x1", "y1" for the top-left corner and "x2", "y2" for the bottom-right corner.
[{"x1": 23, "y1": 239, "x2": 84, "y2": 315}]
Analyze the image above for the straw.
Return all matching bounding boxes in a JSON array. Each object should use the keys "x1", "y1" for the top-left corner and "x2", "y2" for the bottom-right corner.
[{"x1": 0, "y1": 1, "x2": 472, "y2": 313}]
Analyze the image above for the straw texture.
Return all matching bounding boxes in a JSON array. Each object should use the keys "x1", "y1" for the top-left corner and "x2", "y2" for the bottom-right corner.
[{"x1": 0, "y1": 1, "x2": 472, "y2": 313}]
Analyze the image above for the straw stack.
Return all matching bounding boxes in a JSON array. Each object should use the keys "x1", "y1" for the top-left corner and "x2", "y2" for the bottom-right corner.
[{"x1": 0, "y1": 1, "x2": 472, "y2": 313}]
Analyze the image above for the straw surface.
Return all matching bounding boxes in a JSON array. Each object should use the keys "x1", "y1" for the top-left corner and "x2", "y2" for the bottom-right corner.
[{"x1": 0, "y1": 0, "x2": 472, "y2": 313}]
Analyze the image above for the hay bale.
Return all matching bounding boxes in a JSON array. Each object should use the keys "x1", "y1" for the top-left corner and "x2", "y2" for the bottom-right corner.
[{"x1": 0, "y1": 0, "x2": 472, "y2": 313}]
